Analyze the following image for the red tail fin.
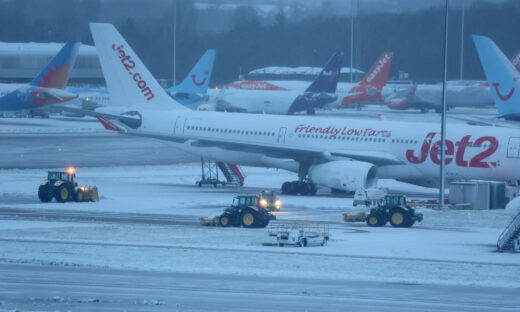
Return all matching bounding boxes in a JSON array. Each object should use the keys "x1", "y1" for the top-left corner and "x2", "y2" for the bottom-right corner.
[
  {"x1": 511, "y1": 50, "x2": 520, "y2": 71},
  {"x1": 357, "y1": 52, "x2": 393, "y2": 89}
]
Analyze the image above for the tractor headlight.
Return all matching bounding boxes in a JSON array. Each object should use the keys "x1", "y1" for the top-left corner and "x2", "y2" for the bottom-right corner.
[
  {"x1": 275, "y1": 199, "x2": 281, "y2": 209},
  {"x1": 260, "y1": 199, "x2": 268, "y2": 207}
]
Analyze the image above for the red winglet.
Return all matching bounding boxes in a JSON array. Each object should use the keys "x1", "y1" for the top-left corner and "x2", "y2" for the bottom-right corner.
[{"x1": 96, "y1": 115, "x2": 122, "y2": 131}]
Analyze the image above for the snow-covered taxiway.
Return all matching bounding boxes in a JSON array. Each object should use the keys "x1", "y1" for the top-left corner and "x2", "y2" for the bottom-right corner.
[{"x1": 0, "y1": 114, "x2": 518, "y2": 311}]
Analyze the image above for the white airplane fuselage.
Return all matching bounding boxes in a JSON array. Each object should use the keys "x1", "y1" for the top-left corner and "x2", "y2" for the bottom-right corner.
[{"x1": 130, "y1": 108, "x2": 520, "y2": 188}]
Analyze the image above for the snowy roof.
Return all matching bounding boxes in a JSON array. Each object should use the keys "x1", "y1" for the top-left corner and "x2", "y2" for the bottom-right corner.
[
  {"x1": 0, "y1": 42, "x2": 97, "y2": 55},
  {"x1": 248, "y1": 66, "x2": 364, "y2": 76}
]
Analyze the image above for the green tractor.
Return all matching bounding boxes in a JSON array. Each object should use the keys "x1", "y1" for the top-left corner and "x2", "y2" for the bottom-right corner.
[
  {"x1": 366, "y1": 194, "x2": 423, "y2": 228},
  {"x1": 38, "y1": 168, "x2": 99, "y2": 203},
  {"x1": 219, "y1": 195, "x2": 276, "y2": 228}
]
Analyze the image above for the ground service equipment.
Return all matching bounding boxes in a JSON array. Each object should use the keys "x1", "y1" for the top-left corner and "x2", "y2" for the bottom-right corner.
[
  {"x1": 269, "y1": 223, "x2": 329, "y2": 247},
  {"x1": 258, "y1": 190, "x2": 281, "y2": 211},
  {"x1": 38, "y1": 167, "x2": 99, "y2": 203},
  {"x1": 366, "y1": 194, "x2": 423, "y2": 227},
  {"x1": 219, "y1": 195, "x2": 276, "y2": 228}
]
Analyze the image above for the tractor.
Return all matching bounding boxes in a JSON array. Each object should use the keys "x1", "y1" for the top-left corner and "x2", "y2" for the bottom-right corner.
[
  {"x1": 38, "y1": 167, "x2": 99, "y2": 203},
  {"x1": 219, "y1": 195, "x2": 276, "y2": 228},
  {"x1": 366, "y1": 194, "x2": 423, "y2": 228}
]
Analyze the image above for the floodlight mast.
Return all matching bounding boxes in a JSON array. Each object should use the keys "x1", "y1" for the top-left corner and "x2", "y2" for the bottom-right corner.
[{"x1": 439, "y1": 0, "x2": 450, "y2": 208}]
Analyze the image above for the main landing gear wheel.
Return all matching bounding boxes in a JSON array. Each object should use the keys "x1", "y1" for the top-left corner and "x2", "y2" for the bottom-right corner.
[
  {"x1": 389, "y1": 207, "x2": 411, "y2": 228},
  {"x1": 281, "y1": 181, "x2": 317, "y2": 196}
]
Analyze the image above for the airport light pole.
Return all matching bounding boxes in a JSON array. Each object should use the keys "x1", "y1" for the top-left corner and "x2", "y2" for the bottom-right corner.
[
  {"x1": 350, "y1": 0, "x2": 354, "y2": 83},
  {"x1": 439, "y1": 0, "x2": 450, "y2": 208},
  {"x1": 459, "y1": 0, "x2": 465, "y2": 80},
  {"x1": 172, "y1": 0, "x2": 177, "y2": 87}
]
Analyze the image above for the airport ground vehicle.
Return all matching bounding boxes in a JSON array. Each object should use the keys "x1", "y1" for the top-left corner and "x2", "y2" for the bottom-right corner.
[
  {"x1": 353, "y1": 188, "x2": 387, "y2": 207},
  {"x1": 269, "y1": 223, "x2": 329, "y2": 247},
  {"x1": 218, "y1": 195, "x2": 276, "y2": 228},
  {"x1": 38, "y1": 168, "x2": 98, "y2": 203},
  {"x1": 258, "y1": 190, "x2": 281, "y2": 211},
  {"x1": 366, "y1": 194, "x2": 423, "y2": 227}
]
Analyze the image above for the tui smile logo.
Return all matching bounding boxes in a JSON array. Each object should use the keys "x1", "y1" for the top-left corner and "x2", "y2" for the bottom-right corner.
[
  {"x1": 492, "y1": 82, "x2": 515, "y2": 101},
  {"x1": 191, "y1": 71, "x2": 208, "y2": 86}
]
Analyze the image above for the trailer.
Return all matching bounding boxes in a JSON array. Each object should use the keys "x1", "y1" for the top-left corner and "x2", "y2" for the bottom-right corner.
[{"x1": 269, "y1": 223, "x2": 329, "y2": 247}]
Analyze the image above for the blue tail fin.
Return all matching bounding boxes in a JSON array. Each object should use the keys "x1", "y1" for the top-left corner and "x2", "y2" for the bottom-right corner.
[
  {"x1": 168, "y1": 49, "x2": 216, "y2": 95},
  {"x1": 29, "y1": 41, "x2": 81, "y2": 89},
  {"x1": 305, "y1": 52, "x2": 344, "y2": 93},
  {"x1": 473, "y1": 35, "x2": 520, "y2": 119}
]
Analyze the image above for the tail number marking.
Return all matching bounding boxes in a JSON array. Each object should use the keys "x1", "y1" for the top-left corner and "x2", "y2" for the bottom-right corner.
[{"x1": 112, "y1": 44, "x2": 155, "y2": 101}]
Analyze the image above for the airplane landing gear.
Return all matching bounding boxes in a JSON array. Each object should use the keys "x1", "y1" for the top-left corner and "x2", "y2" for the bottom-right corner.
[{"x1": 281, "y1": 181, "x2": 317, "y2": 196}]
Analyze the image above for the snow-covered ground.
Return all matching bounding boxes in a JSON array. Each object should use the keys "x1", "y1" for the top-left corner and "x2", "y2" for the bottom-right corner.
[{"x1": 0, "y1": 163, "x2": 518, "y2": 288}]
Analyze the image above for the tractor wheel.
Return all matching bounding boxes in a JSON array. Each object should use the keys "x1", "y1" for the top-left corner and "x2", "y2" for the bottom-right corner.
[
  {"x1": 55, "y1": 184, "x2": 70, "y2": 203},
  {"x1": 366, "y1": 212, "x2": 386, "y2": 227},
  {"x1": 38, "y1": 184, "x2": 53, "y2": 202},
  {"x1": 75, "y1": 189, "x2": 85, "y2": 202},
  {"x1": 240, "y1": 208, "x2": 258, "y2": 228},
  {"x1": 219, "y1": 213, "x2": 232, "y2": 227},
  {"x1": 389, "y1": 207, "x2": 411, "y2": 228}
]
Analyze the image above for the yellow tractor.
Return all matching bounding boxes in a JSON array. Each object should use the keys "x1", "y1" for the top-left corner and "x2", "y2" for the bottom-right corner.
[{"x1": 38, "y1": 167, "x2": 99, "y2": 203}]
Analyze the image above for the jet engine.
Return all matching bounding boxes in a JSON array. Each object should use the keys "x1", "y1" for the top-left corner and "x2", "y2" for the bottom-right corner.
[{"x1": 308, "y1": 160, "x2": 377, "y2": 192}]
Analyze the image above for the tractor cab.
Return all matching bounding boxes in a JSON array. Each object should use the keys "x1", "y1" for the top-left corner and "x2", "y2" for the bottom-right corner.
[
  {"x1": 232, "y1": 195, "x2": 258, "y2": 210},
  {"x1": 47, "y1": 170, "x2": 76, "y2": 186},
  {"x1": 385, "y1": 194, "x2": 407, "y2": 207}
]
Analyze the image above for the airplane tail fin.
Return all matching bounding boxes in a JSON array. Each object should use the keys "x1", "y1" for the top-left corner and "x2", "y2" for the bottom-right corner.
[
  {"x1": 356, "y1": 52, "x2": 393, "y2": 90},
  {"x1": 89, "y1": 23, "x2": 186, "y2": 109},
  {"x1": 305, "y1": 52, "x2": 344, "y2": 93},
  {"x1": 511, "y1": 50, "x2": 520, "y2": 72},
  {"x1": 473, "y1": 35, "x2": 520, "y2": 118},
  {"x1": 29, "y1": 41, "x2": 80, "y2": 89},
  {"x1": 169, "y1": 49, "x2": 216, "y2": 94}
]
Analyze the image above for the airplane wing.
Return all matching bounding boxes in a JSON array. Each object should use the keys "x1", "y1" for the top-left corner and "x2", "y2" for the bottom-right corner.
[
  {"x1": 448, "y1": 115, "x2": 520, "y2": 129},
  {"x1": 54, "y1": 106, "x2": 142, "y2": 129}
]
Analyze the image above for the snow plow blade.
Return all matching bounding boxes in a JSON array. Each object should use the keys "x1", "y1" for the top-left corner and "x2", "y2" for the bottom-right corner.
[{"x1": 343, "y1": 212, "x2": 366, "y2": 222}]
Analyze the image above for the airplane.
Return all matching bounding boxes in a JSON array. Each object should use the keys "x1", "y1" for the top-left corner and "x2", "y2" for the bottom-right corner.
[
  {"x1": 63, "y1": 49, "x2": 216, "y2": 112},
  {"x1": 383, "y1": 50, "x2": 520, "y2": 113},
  {"x1": 89, "y1": 23, "x2": 520, "y2": 197},
  {"x1": 224, "y1": 52, "x2": 394, "y2": 111},
  {"x1": 214, "y1": 52, "x2": 344, "y2": 115},
  {"x1": 0, "y1": 41, "x2": 80, "y2": 116},
  {"x1": 166, "y1": 49, "x2": 216, "y2": 107},
  {"x1": 473, "y1": 35, "x2": 520, "y2": 121},
  {"x1": 339, "y1": 52, "x2": 393, "y2": 108},
  {"x1": 56, "y1": 49, "x2": 216, "y2": 117}
]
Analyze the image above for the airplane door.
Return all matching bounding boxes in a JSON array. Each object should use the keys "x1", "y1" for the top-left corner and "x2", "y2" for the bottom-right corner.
[
  {"x1": 277, "y1": 127, "x2": 287, "y2": 144},
  {"x1": 174, "y1": 116, "x2": 187, "y2": 135},
  {"x1": 507, "y1": 137, "x2": 520, "y2": 158}
]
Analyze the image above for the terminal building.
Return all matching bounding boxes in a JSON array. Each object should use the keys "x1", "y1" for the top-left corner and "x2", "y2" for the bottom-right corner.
[{"x1": 0, "y1": 42, "x2": 104, "y2": 85}]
